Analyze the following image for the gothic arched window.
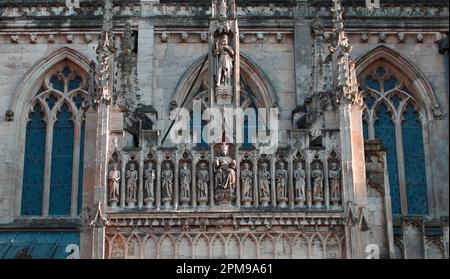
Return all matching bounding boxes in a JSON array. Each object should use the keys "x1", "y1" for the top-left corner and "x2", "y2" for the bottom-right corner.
[
  {"x1": 21, "y1": 60, "x2": 87, "y2": 217},
  {"x1": 362, "y1": 64, "x2": 428, "y2": 215}
]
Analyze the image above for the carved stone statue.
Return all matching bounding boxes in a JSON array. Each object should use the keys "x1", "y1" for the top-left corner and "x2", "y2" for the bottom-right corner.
[
  {"x1": 241, "y1": 162, "x2": 253, "y2": 206},
  {"x1": 108, "y1": 162, "x2": 120, "y2": 207},
  {"x1": 311, "y1": 162, "x2": 324, "y2": 206},
  {"x1": 218, "y1": 0, "x2": 228, "y2": 18},
  {"x1": 126, "y1": 163, "x2": 138, "y2": 206},
  {"x1": 144, "y1": 162, "x2": 156, "y2": 206},
  {"x1": 179, "y1": 162, "x2": 191, "y2": 206},
  {"x1": 197, "y1": 162, "x2": 209, "y2": 206},
  {"x1": 214, "y1": 143, "x2": 236, "y2": 205},
  {"x1": 275, "y1": 162, "x2": 288, "y2": 206},
  {"x1": 214, "y1": 33, "x2": 234, "y2": 88},
  {"x1": 259, "y1": 162, "x2": 271, "y2": 206},
  {"x1": 161, "y1": 162, "x2": 174, "y2": 207},
  {"x1": 294, "y1": 162, "x2": 306, "y2": 206},
  {"x1": 329, "y1": 162, "x2": 341, "y2": 205}
]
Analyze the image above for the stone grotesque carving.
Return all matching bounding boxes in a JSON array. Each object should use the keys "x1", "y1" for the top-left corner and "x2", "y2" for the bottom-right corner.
[
  {"x1": 366, "y1": 155, "x2": 385, "y2": 194},
  {"x1": 241, "y1": 162, "x2": 253, "y2": 206},
  {"x1": 311, "y1": 162, "x2": 324, "y2": 206},
  {"x1": 329, "y1": 162, "x2": 341, "y2": 205},
  {"x1": 197, "y1": 162, "x2": 209, "y2": 206},
  {"x1": 179, "y1": 162, "x2": 192, "y2": 206},
  {"x1": 144, "y1": 162, "x2": 156, "y2": 206},
  {"x1": 275, "y1": 162, "x2": 288, "y2": 207},
  {"x1": 294, "y1": 161, "x2": 306, "y2": 206},
  {"x1": 126, "y1": 162, "x2": 138, "y2": 206},
  {"x1": 214, "y1": 143, "x2": 236, "y2": 205},
  {"x1": 161, "y1": 162, "x2": 174, "y2": 207},
  {"x1": 108, "y1": 162, "x2": 120, "y2": 207},
  {"x1": 259, "y1": 162, "x2": 271, "y2": 206}
]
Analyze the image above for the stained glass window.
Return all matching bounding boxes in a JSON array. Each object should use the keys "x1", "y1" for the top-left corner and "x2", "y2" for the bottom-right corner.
[
  {"x1": 21, "y1": 61, "x2": 87, "y2": 217},
  {"x1": 49, "y1": 104, "x2": 74, "y2": 216},
  {"x1": 362, "y1": 65, "x2": 429, "y2": 216},
  {"x1": 21, "y1": 104, "x2": 46, "y2": 216},
  {"x1": 402, "y1": 105, "x2": 428, "y2": 215}
]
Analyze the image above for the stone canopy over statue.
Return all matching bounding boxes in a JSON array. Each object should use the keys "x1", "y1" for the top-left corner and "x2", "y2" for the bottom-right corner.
[{"x1": 214, "y1": 143, "x2": 236, "y2": 205}]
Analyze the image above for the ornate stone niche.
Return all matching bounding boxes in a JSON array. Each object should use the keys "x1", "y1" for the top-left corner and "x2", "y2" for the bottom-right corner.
[
  {"x1": 292, "y1": 151, "x2": 307, "y2": 207},
  {"x1": 275, "y1": 155, "x2": 289, "y2": 208},
  {"x1": 161, "y1": 159, "x2": 174, "y2": 209},
  {"x1": 327, "y1": 150, "x2": 342, "y2": 207},
  {"x1": 310, "y1": 156, "x2": 325, "y2": 207},
  {"x1": 143, "y1": 151, "x2": 157, "y2": 208},
  {"x1": 196, "y1": 155, "x2": 210, "y2": 207},
  {"x1": 125, "y1": 156, "x2": 139, "y2": 208},
  {"x1": 240, "y1": 155, "x2": 253, "y2": 207},
  {"x1": 108, "y1": 152, "x2": 122, "y2": 208},
  {"x1": 179, "y1": 151, "x2": 193, "y2": 208},
  {"x1": 213, "y1": 143, "x2": 237, "y2": 206},
  {"x1": 258, "y1": 155, "x2": 271, "y2": 207}
]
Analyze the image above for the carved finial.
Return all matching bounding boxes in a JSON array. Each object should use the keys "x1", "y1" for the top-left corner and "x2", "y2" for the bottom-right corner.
[
  {"x1": 89, "y1": 202, "x2": 109, "y2": 228},
  {"x1": 92, "y1": 0, "x2": 116, "y2": 110}
]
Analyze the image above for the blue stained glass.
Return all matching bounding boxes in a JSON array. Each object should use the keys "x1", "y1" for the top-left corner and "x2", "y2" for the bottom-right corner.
[
  {"x1": 49, "y1": 104, "x2": 74, "y2": 216},
  {"x1": 363, "y1": 119, "x2": 369, "y2": 140},
  {"x1": 72, "y1": 94, "x2": 84, "y2": 110},
  {"x1": 365, "y1": 75, "x2": 380, "y2": 92},
  {"x1": 62, "y1": 67, "x2": 72, "y2": 78},
  {"x1": 190, "y1": 111, "x2": 208, "y2": 148},
  {"x1": 384, "y1": 76, "x2": 398, "y2": 92},
  {"x1": 402, "y1": 105, "x2": 428, "y2": 215},
  {"x1": 49, "y1": 75, "x2": 64, "y2": 92},
  {"x1": 68, "y1": 75, "x2": 83, "y2": 91},
  {"x1": 365, "y1": 94, "x2": 376, "y2": 110},
  {"x1": 46, "y1": 95, "x2": 58, "y2": 111},
  {"x1": 376, "y1": 67, "x2": 386, "y2": 79},
  {"x1": 21, "y1": 104, "x2": 46, "y2": 216},
  {"x1": 390, "y1": 95, "x2": 402, "y2": 109},
  {"x1": 374, "y1": 103, "x2": 401, "y2": 215},
  {"x1": 77, "y1": 122, "x2": 85, "y2": 215}
]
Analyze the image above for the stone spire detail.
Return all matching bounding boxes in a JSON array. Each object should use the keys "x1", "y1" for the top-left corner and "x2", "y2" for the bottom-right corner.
[
  {"x1": 90, "y1": 0, "x2": 116, "y2": 110},
  {"x1": 329, "y1": 0, "x2": 362, "y2": 107},
  {"x1": 115, "y1": 22, "x2": 140, "y2": 114}
]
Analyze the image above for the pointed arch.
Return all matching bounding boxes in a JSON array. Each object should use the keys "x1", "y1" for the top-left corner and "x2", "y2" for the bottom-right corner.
[
  {"x1": 356, "y1": 45, "x2": 436, "y2": 217},
  {"x1": 356, "y1": 46, "x2": 440, "y2": 120},
  {"x1": 172, "y1": 53, "x2": 278, "y2": 110},
  {"x1": 13, "y1": 48, "x2": 92, "y2": 218}
]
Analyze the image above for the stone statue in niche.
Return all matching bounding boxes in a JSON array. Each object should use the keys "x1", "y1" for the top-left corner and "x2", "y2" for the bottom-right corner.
[
  {"x1": 241, "y1": 162, "x2": 253, "y2": 206},
  {"x1": 144, "y1": 162, "x2": 156, "y2": 207},
  {"x1": 311, "y1": 162, "x2": 324, "y2": 206},
  {"x1": 161, "y1": 162, "x2": 174, "y2": 208},
  {"x1": 259, "y1": 162, "x2": 271, "y2": 206},
  {"x1": 214, "y1": 143, "x2": 236, "y2": 205},
  {"x1": 329, "y1": 162, "x2": 341, "y2": 206},
  {"x1": 294, "y1": 161, "x2": 306, "y2": 206},
  {"x1": 126, "y1": 162, "x2": 138, "y2": 207},
  {"x1": 275, "y1": 162, "x2": 288, "y2": 207},
  {"x1": 197, "y1": 162, "x2": 209, "y2": 206},
  {"x1": 215, "y1": 33, "x2": 234, "y2": 87},
  {"x1": 108, "y1": 162, "x2": 120, "y2": 207},
  {"x1": 179, "y1": 162, "x2": 192, "y2": 207}
]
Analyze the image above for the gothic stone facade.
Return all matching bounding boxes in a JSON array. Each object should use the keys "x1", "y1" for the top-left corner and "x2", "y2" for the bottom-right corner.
[{"x1": 0, "y1": 0, "x2": 448, "y2": 259}]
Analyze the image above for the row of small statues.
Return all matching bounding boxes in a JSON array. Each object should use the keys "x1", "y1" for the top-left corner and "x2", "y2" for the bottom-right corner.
[{"x1": 107, "y1": 159, "x2": 342, "y2": 208}]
